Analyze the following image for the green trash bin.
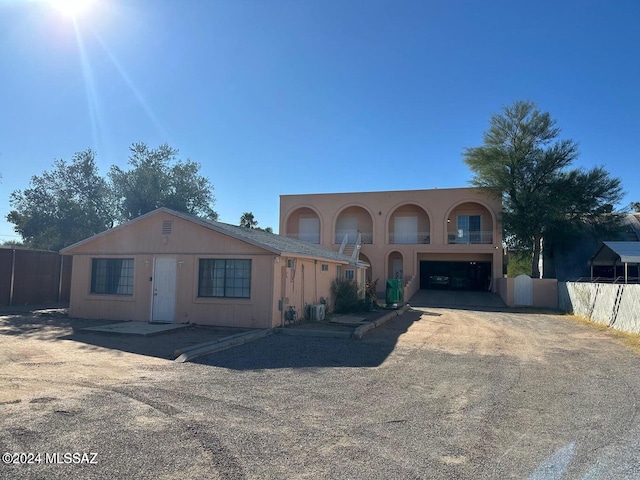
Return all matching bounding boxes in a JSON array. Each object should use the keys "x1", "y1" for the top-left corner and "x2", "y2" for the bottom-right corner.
[{"x1": 385, "y1": 279, "x2": 403, "y2": 307}]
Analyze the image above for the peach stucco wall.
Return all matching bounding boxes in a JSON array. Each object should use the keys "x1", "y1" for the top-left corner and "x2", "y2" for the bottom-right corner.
[
  {"x1": 65, "y1": 210, "x2": 355, "y2": 327},
  {"x1": 280, "y1": 188, "x2": 503, "y2": 294},
  {"x1": 275, "y1": 257, "x2": 343, "y2": 326},
  {"x1": 496, "y1": 277, "x2": 559, "y2": 309},
  {"x1": 65, "y1": 211, "x2": 278, "y2": 328}
]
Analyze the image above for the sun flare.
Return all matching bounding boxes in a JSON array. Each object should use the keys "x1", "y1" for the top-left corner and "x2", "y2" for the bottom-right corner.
[{"x1": 49, "y1": 0, "x2": 94, "y2": 19}]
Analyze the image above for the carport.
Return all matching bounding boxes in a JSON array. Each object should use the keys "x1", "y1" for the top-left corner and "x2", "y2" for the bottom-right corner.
[{"x1": 589, "y1": 241, "x2": 640, "y2": 284}]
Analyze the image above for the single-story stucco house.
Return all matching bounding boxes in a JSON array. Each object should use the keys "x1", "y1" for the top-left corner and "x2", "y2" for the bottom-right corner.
[{"x1": 60, "y1": 208, "x2": 367, "y2": 328}]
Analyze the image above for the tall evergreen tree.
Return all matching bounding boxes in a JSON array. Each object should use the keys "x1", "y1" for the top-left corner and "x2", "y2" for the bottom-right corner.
[{"x1": 464, "y1": 101, "x2": 623, "y2": 277}]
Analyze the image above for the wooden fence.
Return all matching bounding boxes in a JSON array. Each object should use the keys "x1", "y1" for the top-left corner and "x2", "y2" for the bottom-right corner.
[{"x1": 0, "y1": 248, "x2": 72, "y2": 306}]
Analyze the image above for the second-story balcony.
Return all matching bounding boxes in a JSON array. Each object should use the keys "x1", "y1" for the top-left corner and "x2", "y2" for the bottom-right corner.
[
  {"x1": 447, "y1": 231, "x2": 494, "y2": 244},
  {"x1": 335, "y1": 231, "x2": 373, "y2": 244},
  {"x1": 389, "y1": 232, "x2": 430, "y2": 244}
]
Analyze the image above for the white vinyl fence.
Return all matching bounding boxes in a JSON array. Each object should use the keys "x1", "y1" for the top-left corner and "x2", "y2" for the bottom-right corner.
[{"x1": 559, "y1": 282, "x2": 640, "y2": 334}]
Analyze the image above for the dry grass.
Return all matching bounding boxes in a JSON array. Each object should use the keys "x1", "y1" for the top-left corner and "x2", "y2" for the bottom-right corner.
[{"x1": 566, "y1": 314, "x2": 640, "y2": 354}]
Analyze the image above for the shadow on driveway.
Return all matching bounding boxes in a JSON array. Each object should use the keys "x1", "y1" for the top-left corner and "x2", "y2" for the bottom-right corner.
[
  {"x1": 1, "y1": 307, "x2": 425, "y2": 364},
  {"x1": 0, "y1": 309, "x2": 255, "y2": 360},
  {"x1": 192, "y1": 310, "x2": 425, "y2": 370}
]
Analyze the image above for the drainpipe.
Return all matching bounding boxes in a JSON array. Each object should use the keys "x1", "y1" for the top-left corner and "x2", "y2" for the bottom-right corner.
[{"x1": 9, "y1": 249, "x2": 16, "y2": 307}]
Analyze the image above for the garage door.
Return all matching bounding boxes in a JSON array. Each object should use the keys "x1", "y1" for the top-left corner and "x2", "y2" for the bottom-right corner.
[{"x1": 420, "y1": 261, "x2": 492, "y2": 291}]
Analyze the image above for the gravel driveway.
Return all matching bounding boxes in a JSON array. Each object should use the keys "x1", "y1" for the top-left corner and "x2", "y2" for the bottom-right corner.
[{"x1": 1, "y1": 307, "x2": 640, "y2": 479}]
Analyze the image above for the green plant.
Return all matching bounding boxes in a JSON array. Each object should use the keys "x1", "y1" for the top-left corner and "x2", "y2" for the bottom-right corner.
[
  {"x1": 365, "y1": 278, "x2": 379, "y2": 307},
  {"x1": 331, "y1": 278, "x2": 361, "y2": 314}
]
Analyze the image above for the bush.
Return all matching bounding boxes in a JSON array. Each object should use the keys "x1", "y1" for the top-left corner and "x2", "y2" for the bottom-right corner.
[{"x1": 331, "y1": 278, "x2": 362, "y2": 314}]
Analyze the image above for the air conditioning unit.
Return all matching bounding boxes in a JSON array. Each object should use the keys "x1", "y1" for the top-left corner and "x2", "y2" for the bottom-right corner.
[{"x1": 307, "y1": 304, "x2": 326, "y2": 321}]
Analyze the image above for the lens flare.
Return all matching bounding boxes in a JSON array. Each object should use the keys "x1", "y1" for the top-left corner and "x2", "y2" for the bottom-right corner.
[{"x1": 49, "y1": 0, "x2": 94, "y2": 19}]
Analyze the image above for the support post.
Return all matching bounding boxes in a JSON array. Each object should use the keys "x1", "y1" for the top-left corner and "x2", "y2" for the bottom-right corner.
[{"x1": 9, "y1": 249, "x2": 16, "y2": 307}]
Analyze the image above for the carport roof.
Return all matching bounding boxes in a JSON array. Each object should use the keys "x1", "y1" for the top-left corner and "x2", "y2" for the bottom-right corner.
[{"x1": 590, "y1": 241, "x2": 640, "y2": 266}]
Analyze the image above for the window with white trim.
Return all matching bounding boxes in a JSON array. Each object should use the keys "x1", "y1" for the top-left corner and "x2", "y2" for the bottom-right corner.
[{"x1": 345, "y1": 269, "x2": 355, "y2": 280}]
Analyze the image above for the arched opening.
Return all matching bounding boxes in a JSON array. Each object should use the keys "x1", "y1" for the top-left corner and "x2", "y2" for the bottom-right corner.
[
  {"x1": 388, "y1": 251, "x2": 404, "y2": 282},
  {"x1": 359, "y1": 252, "x2": 373, "y2": 283},
  {"x1": 446, "y1": 202, "x2": 494, "y2": 244},
  {"x1": 284, "y1": 207, "x2": 321, "y2": 244},
  {"x1": 388, "y1": 204, "x2": 430, "y2": 244},
  {"x1": 334, "y1": 206, "x2": 374, "y2": 244}
]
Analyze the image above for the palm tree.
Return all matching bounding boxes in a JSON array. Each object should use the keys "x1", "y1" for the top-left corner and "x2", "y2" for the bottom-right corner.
[{"x1": 239, "y1": 212, "x2": 258, "y2": 229}]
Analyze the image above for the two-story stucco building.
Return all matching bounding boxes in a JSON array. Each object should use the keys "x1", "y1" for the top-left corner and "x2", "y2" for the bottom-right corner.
[{"x1": 280, "y1": 187, "x2": 503, "y2": 301}]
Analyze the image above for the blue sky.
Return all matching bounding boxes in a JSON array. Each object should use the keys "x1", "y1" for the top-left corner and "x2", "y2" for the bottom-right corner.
[{"x1": 1, "y1": 0, "x2": 639, "y2": 243}]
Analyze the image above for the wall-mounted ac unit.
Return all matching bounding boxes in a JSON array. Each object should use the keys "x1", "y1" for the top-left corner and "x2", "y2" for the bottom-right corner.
[{"x1": 307, "y1": 304, "x2": 326, "y2": 321}]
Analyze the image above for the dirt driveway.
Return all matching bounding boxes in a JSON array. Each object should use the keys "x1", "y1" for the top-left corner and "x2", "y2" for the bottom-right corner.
[{"x1": 1, "y1": 307, "x2": 640, "y2": 479}]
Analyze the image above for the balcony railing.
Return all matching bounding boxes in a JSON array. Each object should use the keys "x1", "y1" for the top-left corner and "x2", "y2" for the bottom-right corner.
[
  {"x1": 388, "y1": 232, "x2": 430, "y2": 244},
  {"x1": 447, "y1": 231, "x2": 493, "y2": 244},
  {"x1": 285, "y1": 233, "x2": 320, "y2": 244},
  {"x1": 335, "y1": 231, "x2": 373, "y2": 244}
]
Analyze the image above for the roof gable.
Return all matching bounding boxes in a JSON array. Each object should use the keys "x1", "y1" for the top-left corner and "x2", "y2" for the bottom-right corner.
[{"x1": 61, "y1": 208, "x2": 357, "y2": 265}]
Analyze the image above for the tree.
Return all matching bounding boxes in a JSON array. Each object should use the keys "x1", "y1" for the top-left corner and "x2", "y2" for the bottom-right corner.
[
  {"x1": 464, "y1": 101, "x2": 623, "y2": 278},
  {"x1": 239, "y1": 212, "x2": 258, "y2": 229},
  {"x1": 631, "y1": 202, "x2": 640, "y2": 213},
  {"x1": 109, "y1": 142, "x2": 217, "y2": 222},
  {"x1": 7, "y1": 149, "x2": 115, "y2": 250}
]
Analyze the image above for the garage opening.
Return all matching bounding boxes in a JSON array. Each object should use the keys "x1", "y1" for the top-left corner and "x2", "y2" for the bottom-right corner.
[{"x1": 420, "y1": 261, "x2": 491, "y2": 291}]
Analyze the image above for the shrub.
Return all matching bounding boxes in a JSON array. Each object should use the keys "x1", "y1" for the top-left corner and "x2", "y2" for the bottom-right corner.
[{"x1": 331, "y1": 278, "x2": 361, "y2": 314}]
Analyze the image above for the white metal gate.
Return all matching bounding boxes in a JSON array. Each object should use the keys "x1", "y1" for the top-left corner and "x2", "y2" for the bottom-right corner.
[{"x1": 514, "y1": 274, "x2": 533, "y2": 306}]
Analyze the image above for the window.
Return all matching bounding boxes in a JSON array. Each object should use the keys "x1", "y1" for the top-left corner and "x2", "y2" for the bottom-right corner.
[
  {"x1": 91, "y1": 258, "x2": 134, "y2": 295},
  {"x1": 345, "y1": 269, "x2": 355, "y2": 280},
  {"x1": 198, "y1": 259, "x2": 251, "y2": 298},
  {"x1": 321, "y1": 264, "x2": 329, "y2": 272},
  {"x1": 457, "y1": 215, "x2": 481, "y2": 243}
]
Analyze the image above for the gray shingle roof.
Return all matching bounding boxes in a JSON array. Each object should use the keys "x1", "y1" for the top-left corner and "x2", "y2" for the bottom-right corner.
[
  {"x1": 61, "y1": 207, "x2": 366, "y2": 266},
  {"x1": 163, "y1": 209, "x2": 363, "y2": 265}
]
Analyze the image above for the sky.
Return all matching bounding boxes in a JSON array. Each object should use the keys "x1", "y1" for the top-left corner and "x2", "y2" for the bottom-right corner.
[{"x1": 1, "y1": 0, "x2": 639, "y2": 244}]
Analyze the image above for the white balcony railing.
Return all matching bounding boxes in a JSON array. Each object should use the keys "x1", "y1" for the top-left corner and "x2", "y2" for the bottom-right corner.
[
  {"x1": 447, "y1": 231, "x2": 493, "y2": 244},
  {"x1": 388, "y1": 232, "x2": 430, "y2": 244},
  {"x1": 335, "y1": 231, "x2": 373, "y2": 244}
]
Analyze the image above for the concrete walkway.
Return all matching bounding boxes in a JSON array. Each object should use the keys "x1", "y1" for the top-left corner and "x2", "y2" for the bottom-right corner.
[{"x1": 79, "y1": 321, "x2": 189, "y2": 336}]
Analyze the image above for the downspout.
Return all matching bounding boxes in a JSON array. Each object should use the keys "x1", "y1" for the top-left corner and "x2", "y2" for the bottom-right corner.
[{"x1": 9, "y1": 249, "x2": 16, "y2": 307}]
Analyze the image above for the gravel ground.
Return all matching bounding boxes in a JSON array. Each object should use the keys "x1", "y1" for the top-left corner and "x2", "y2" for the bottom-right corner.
[{"x1": 1, "y1": 307, "x2": 640, "y2": 479}]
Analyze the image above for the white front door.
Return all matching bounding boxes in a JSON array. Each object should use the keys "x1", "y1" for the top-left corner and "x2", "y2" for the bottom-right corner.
[{"x1": 152, "y1": 258, "x2": 176, "y2": 323}]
